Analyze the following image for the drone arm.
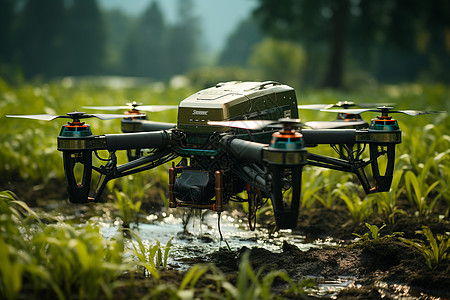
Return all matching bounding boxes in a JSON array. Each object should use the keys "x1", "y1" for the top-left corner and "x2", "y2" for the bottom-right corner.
[
  {"x1": 121, "y1": 119, "x2": 176, "y2": 133},
  {"x1": 58, "y1": 131, "x2": 172, "y2": 152},
  {"x1": 58, "y1": 130, "x2": 174, "y2": 203},
  {"x1": 302, "y1": 129, "x2": 356, "y2": 146},
  {"x1": 105, "y1": 131, "x2": 171, "y2": 150},
  {"x1": 220, "y1": 135, "x2": 265, "y2": 162},
  {"x1": 89, "y1": 148, "x2": 177, "y2": 202},
  {"x1": 115, "y1": 148, "x2": 176, "y2": 175},
  {"x1": 299, "y1": 129, "x2": 376, "y2": 192},
  {"x1": 221, "y1": 134, "x2": 307, "y2": 229},
  {"x1": 306, "y1": 127, "x2": 401, "y2": 194},
  {"x1": 306, "y1": 153, "x2": 372, "y2": 194},
  {"x1": 307, "y1": 153, "x2": 354, "y2": 171}
]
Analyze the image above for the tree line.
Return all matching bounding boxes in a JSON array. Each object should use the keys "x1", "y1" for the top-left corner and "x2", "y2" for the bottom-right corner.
[
  {"x1": 219, "y1": 0, "x2": 450, "y2": 88},
  {"x1": 252, "y1": 0, "x2": 450, "y2": 88},
  {"x1": 1, "y1": 0, "x2": 449, "y2": 88},
  {"x1": 0, "y1": 0, "x2": 200, "y2": 81}
]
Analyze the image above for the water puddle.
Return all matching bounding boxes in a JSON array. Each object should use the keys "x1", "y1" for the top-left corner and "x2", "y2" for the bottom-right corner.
[
  {"x1": 374, "y1": 282, "x2": 444, "y2": 300},
  {"x1": 98, "y1": 210, "x2": 360, "y2": 297},
  {"x1": 101, "y1": 210, "x2": 320, "y2": 268},
  {"x1": 97, "y1": 210, "x2": 439, "y2": 299},
  {"x1": 305, "y1": 276, "x2": 356, "y2": 299}
]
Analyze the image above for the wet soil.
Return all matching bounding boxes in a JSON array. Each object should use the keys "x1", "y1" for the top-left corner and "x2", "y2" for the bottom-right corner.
[
  {"x1": 208, "y1": 240, "x2": 450, "y2": 299},
  {"x1": 111, "y1": 206, "x2": 450, "y2": 299},
  {"x1": 295, "y1": 205, "x2": 449, "y2": 241},
  {"x1": 115, "y1": 234, "x2": 449, "y2": 299},
  {"x1": 2, "y1": 180, "x2": 450, "y2": 299}
]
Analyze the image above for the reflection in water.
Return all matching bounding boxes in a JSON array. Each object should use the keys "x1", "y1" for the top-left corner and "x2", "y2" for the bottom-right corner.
[
  {"x1": 100, "y1": 210, "x2": 354, "y2": 298},
  {"x1": 99, "y1": 210, "x2": 439, "y2": 299},
  {"x1": 101, "y1": 210, "x2": 317, "y2": 266}
]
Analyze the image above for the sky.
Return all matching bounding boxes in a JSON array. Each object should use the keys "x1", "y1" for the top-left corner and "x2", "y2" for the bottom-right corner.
[{"x1": 98, "y1": 0, "x2": 258, "y2": 52}]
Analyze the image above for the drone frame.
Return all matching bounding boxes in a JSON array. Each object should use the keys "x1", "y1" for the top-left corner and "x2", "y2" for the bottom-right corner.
[
  {"x1": 56, "y1": 111, "x2": 401, "y2": 229},
  {"x1": 9, "y1": 82, "x2": 441, "y2": 230}
]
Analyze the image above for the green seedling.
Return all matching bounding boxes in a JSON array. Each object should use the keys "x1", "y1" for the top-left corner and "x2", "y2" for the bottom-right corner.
[
  {"x1": 399, "y1": 126, "x2": 449, "y2": 217},
  {"x1": 404, "y1": 166, "x2": 442, "y2": 217},
  {"x1": 369, "y1": 170, "x2": 406, "y2": 224},
  {"x1": 334, "y1": 183, "x2": 374, "y2": 223},
  {"x1": 353, "y1": 223, "x2": 404, "y2": 245},
  {"x1": 142, "y1": 263, "x2": 223, "y2": 300},
  {"x1": 300, "y1": 167, "x2": 352, "y2": 209},
  {"x1": 124, "y1": 228, "x2": 173, "y2": 281},
  {"x1": 0, "y1": 191, "x2": 63, "y2": 300},
  {"x1": 165, "y1": 251, "x2": 313, "y2": 300},
  {"x1": 300, "y1": 168, "x2": 325, "y2": 209},
  {"x1": 220, "y1": 251, "x2": 310, "y2": 300},
  {"x1": 0, "y1": 191, "x2": 128, "y2": 300},
  {"x1": 114, "y1": 189, "x2": 142, "y2": 228},
  {"x1": 33, "y1": 222, "x2": 129, "y2": 300},
  {"x1": 400, "y1": 226, "x2": 450, "y2": 269}
]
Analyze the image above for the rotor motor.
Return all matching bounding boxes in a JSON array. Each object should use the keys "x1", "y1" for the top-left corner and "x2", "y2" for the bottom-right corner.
[
  {"x1": 367, "y1": 108, "x2": 401, "y2": 192},
  {"x1": 58, "y1": 120, "x2": 95, "y2": 203},
  {"x1": 264, "y1": 119, "x2": 307, "y2": 229}
]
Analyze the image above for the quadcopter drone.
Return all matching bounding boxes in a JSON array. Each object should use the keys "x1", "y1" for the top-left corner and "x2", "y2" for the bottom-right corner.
[{"x1": 6, "y1": 81, "x2": 443, "y2": 229}]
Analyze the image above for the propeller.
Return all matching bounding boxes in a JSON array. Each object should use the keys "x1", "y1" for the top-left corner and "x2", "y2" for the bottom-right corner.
[
  {"x1": 6, "y1": 111, "x2": 146, "y2": 122},
  {"x1": 298, "y1": 102, "x2": 392, "y2": 129},
  {"x1": 208, "y1": 118, "x2": 303, "y2": 131},
  {"x1": 83, "y1": 101, "x2": 178, "y2": 112},
  {"x1": 208, "y1": 118, "x2": 368, "y2": 130},
  {"x1": 298, "y1": 104, "x2": 334, "y2": 110},
  {"x1": 208, "y1": 119, "x2": 278, "y2": 130},
  {"x1": 298, "y1": 101, "x2": 395, "y2": 110},
  {"x1": 304, "y1": 120, "x2": 368, "y2": 129},
  {"x1": 321, "y1": 106, "x2": 446, "y2": 117}
]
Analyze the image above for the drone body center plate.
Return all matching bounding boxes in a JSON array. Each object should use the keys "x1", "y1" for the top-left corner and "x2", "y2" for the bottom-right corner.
[{"x1": 177, "y1": 81, "x2": 298, "y2": 135}]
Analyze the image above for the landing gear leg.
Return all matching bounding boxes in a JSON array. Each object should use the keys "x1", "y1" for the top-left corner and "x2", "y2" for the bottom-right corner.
[{"x1": 247, "y1": 187, "x2": 263, "y2": 231}]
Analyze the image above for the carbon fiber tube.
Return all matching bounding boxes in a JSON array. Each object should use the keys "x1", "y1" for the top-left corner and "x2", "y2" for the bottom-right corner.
[
  {"x1": 243, "y1": 165, "x2": 266, "y2": 186},
  {"x1": 121, "y1": 119, "x2": 176, "y2": 133},
  {"x1": 105, "y1": 131, "x2": 170, "y2": 150},
  {"x1": 140, "y1": 121, "x2": 175, "y2": 131},
  {"x1": 223, "y1": 137, "x2": 265, "y2": 162},
  {"x1": 302, "y1": 129, "x2": 356, "y2": 145}
]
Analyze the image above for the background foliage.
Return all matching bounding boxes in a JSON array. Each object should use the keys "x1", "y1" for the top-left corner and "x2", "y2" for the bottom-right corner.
[
  {"x1": 1, "y1": 1, "x2": 449, "y2": 298},
  {"x1": 1, "y1": 78, "x2": 448, "y2": 221},
  {"x1": 1, "y1": 0, "x2": 449, "y2": 89}
]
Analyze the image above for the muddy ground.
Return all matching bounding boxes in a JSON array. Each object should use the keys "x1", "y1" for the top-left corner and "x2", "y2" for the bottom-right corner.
[
  {"x1": 3, "y1": 179, "x2": 450, "y2": 299},
  {"x1": 167, "y1": 209, "x2": 449, "y2": 299},
  {"x1": 107, "y1": 204, "x2": 450, "y2": 299},
  {"x1": 126, "y1": 211, "x2": 447, "y2": 300}
]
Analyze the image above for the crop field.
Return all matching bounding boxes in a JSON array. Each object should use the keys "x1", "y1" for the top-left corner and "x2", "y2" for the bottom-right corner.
[{"x1": 1, "y1": 78, "x2": 449, "y2": 299}]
